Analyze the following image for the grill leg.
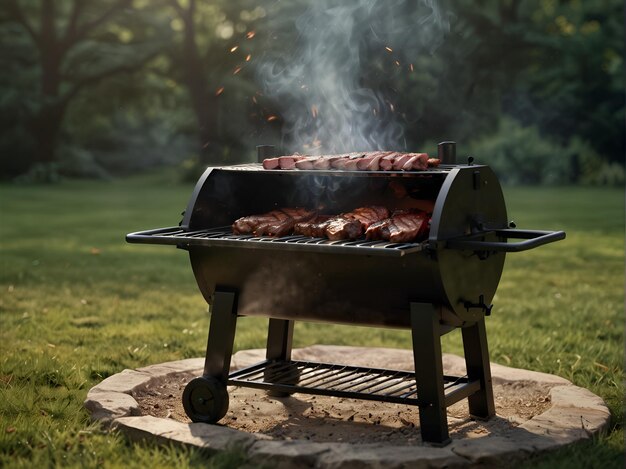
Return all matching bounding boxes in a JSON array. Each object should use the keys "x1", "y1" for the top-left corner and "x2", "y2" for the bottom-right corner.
[
  {"x1": 462, "y1": 318, "x2": 495, "y2": 418},
  {"x1": 265, "y1": 318, "x2": 295, "y2": 397},
  {"x1": 202, "y1": 290, "x2": 238, "y2": 384},
  {"x1": 183, "y1": 289, "x2": 237, "y2": 424},
  {"x1": 410, "y1": 303, "x2": 451, "y2": 446}
]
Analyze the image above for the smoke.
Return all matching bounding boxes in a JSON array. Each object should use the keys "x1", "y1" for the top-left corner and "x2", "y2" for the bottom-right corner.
[{"x1": 257, "y1": 0, "x2": 450, "y2": 154}]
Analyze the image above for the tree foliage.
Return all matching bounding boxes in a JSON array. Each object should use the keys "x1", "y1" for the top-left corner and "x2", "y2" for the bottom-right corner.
[{"x1": 0, "y1": 0, "x2": 623, "y2": 183}]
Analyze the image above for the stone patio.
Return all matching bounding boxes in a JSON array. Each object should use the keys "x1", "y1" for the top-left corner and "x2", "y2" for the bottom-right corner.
[{"x1": 84, "y1": 346, "x2": 610, "y2": 467}]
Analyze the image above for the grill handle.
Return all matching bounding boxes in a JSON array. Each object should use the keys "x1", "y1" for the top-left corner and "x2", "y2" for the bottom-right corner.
[{"x1": 446, "y1": 229, "x2": 565, "y2": 253}]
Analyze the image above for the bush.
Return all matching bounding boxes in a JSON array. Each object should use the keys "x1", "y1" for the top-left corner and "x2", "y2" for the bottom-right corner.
[
  {"x1": 571, "y1": 137, "x2": 625, "y2": 186},
  {"x1": 466, "y1": 118, "x2": 624, "y2": 186},
  {"x1": 466, "y1": 117, "x2": 573, "y2": 185}
]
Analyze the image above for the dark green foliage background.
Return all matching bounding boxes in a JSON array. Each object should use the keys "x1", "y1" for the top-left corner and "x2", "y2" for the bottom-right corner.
[{"x1": 0, "y1": 0, "x2": 623, "y2": 182}]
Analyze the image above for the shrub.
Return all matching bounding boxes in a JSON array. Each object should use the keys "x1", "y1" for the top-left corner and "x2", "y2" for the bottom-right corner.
[{"x1": 466, "y1": 117, "x2": 573, "y2": 185}]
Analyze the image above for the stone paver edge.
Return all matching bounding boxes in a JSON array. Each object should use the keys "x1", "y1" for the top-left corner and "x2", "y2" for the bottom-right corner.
[{"x1": 84, "y1": 347, "x2": 611, "y2": 467}]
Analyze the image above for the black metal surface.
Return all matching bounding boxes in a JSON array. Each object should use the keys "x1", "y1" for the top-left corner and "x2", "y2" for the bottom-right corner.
[
  {"x1": 202, "y1": 290, "x2": 237, "y2": 384},
  {"x1": 128, "y1": 165, "x2": 519, "y2": 322},
  {"x1": 446, "y1": 229, "x2": 566, "y2": 253},
  {"x1": 411, "y1": 303, "x2": 450, "y2": 444},
  {"x1": 438, "y1": 141, "x2": 456, "y2": 164},
  {"x1": 462, "y1": 319, "x2": 496, "y2": 418},
  {"x1": 265, "y1": 318, "x2": 294, "y2": 397},
  {"x1": 228, "y1": 359, "x2": 479, "y2": 408},
  {"x1": 128, "y1": 144, "x2": 568, "y2": 445},
  {"x1": 189, "y1": 247, "x2": 463, "y2": 328},
  {"x1": 126, "y1": 226, "x2": 425, "y2": 257},
  {"x1": 256, "y1": 145, "x2": 275, "y2": 163},
  {"x1": 179, "y1": 165, "x2": 449, "y2": 232}
]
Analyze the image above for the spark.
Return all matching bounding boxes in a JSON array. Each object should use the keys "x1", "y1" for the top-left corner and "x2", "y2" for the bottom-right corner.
[
  {"x1": 246, "y1": 31, "x2": 256, "y2": 39},
  {"x1": 409, "y1": 63, "x2": 414, "y2": 72},
  {"x1": 215, "y1": 86, "x2": 224, "y2": 96},
  {"x1": 389, "y1": 103, "x2": 395, "y2": 112},
  {"x1": 373, "y1": 108, "x2": 377, "y2": 116},
  {"x1": 267, "y1": 115, "x2": 278, "y2": 122},
  {"x1": 252, "y1": 96, "x2": 257, "y2": 104},
  {"x1": 385, "y1": 46, "x2": 393, "y2": 52},
  {"x1": 395, "y1": 60, "x2": 400, "y2": 67},
  {"x1": 230, "y1": 46, "x2": 238, "y2": 52},
  {"x1": 245, "y1": 54, "x2": 251, "y2": 62},
  {"x1": 233, "y1": 66, "x2": 242, "y2": 75},
  {"x1": 311, "y1": 105, "x2": 318, "y2": 119}
]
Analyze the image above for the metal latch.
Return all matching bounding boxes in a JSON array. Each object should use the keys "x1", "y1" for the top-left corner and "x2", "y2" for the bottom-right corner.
[{"x1": 464, "y1": 294, "x2": 493, "y2": 316}]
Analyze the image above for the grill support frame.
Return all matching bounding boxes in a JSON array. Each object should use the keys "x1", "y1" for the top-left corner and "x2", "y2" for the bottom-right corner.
[{"x1": 188, "y1": 288, "x2": 495, "y2": 446}]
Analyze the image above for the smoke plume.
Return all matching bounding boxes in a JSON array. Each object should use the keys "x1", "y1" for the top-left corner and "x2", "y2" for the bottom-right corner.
[{"x1": 257, "y1": 0, "x2": 450, "y2": 154}]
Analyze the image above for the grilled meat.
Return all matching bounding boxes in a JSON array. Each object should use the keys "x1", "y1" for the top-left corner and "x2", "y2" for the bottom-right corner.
[
  {"x1": 427, "y1": 158, "x2": 440, "y2": 167},
  {"x1": 312, "y1": 157, "x2": 331, "y2": 170},
  {"x1": 323, "y1": 206, "x2": 390, "y2": 240},
  {"x1": 392, "y1": 154, "x2": 412, "y2": 170},
  {"x1": 356, "y1": 152, "x2": 388, "y2": 171},
  {"x1": 366, "y1": 210, "x2": 430, "y2": 243},
  {"x1": 234, "y1": 206, "x2": 426, "y2": 242},
  {"x1": 379, "y1": 153, "x2": 398, "y2": 171},
  {"x1": 294, "y1": 215, "x2": 333, "y2": 237},
  {"x1": 325, "y1": 217, "x2": 363, "y2": 240},
  {"x1": 232, "y1": 208, "x2": 316, "y2": 237},
  {"x1": 291, "y1": 206, "x2": 390, "y2": 240},
  {"x1": 262, "y1": 157, "x2": 280, "y2": 170},
  {"x1": 278, "y1": 155, "x2": 307, "y2": 170},
  {"x1": 262, "y1": 151, "x2": 438, "y2": 172},
  {"x1": 345, "y1": 206, "x2": 390, "y2": 228},
  {"x1": 411, "y1": 153, "x2": 429, "y2": 170},
  {"x1": 295, "y1": 157, "x2": 316, "y2": 170}
]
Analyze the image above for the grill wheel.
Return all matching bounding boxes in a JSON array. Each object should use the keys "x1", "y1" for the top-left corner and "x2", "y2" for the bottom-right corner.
[{"x1": 182, "y1": 376, "x2": 229, "y2": 423}]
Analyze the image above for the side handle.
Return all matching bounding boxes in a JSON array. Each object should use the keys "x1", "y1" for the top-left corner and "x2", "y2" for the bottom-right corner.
[{"x1": 446, "y1": 229, "x2": 565, "y2": 253}]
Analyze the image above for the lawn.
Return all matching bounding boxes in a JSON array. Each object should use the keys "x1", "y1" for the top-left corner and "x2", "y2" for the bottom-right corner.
[{"x1": 0, "y1": 173, "x2": 623, "y2": 467}]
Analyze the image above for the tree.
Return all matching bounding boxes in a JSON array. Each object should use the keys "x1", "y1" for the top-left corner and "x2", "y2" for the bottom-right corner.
[
  {"x1": 162, "y1": 0, "x2": 263, "y2": 166},
  {"x1": 1, "y1": 0, "x2": 167, "y2": 178}
]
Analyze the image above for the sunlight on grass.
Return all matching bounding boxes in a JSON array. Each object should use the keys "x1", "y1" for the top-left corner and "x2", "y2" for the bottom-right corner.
[{"x1": 0, "y1": 180, "x2": 623, "y2": 467}]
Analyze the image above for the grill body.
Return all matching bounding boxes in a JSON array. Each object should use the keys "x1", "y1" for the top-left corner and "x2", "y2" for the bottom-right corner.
[
  {"x1": 127, "y1": 154, "x2": 565, "y2": 445},
  {"x1": 172, "y1": 164, "x2": 508, "y2": 325}
]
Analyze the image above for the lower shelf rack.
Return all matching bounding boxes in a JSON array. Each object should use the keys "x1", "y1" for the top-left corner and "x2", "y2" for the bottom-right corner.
[{"x1": 228, "y1": 359, "x2": 481, "y2": 407}]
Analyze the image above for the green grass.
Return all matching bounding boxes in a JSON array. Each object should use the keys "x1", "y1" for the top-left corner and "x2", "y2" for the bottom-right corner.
[{"x1": 0, "y1": 175, "x2": 623, "y2": 467}]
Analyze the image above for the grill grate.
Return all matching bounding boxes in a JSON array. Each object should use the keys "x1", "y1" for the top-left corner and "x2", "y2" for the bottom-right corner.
[
  {"x1": 228, "y1": 359, "x2": 480, "y2": 407},
  {"x1": 126, "y1": 226, "x2": 425, "y2": 256},
  {"x1": 219, "y1": 163, "x2": 454, "y2": 176}
]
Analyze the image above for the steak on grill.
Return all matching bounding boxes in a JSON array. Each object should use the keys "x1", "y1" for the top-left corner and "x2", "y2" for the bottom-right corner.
[
  {"x1": 232, "y1": 208, "x2": 316, "y2": 237},
  {"x1": 262, "y1": 152, "x2": 439, "y2": 172},
  {"x1": 366, "y1": 210, "x2": 430, "y2": 243},
  {"x1": 345, "y1": 206, "x2": 390, "y2": 228},
  {"x1": 325, "y1": 217, "x2": 363, "y2": 240},
  {"x1": 294, "y1": 206, "x2": 390, "y2": 241},
  {"x1": 293, "y1": 215, "x2": 333, "y2": 237}
]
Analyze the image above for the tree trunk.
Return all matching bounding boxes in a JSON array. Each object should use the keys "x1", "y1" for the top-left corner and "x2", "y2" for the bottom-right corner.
[
  {"x1": 179, "y1": 0, "x2": 219, "y2": 166},
  {"x1": 30, "y1": 0, "x2": 65, "y2": 168},
  {"x1": 30, "y1": 103, "x2": 65, "y2": 166}
]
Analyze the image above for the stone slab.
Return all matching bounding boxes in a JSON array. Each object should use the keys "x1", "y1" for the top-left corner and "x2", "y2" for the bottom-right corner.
[
  {"x1": 85, "y1": 346, "x2": 611, "y2": 467},
  {"x1": 84, "y1": 390, "x2": 141, "y2": 423},
  {"x1": 115, "y1": 415, "x2": 257, "y2": 453}
]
